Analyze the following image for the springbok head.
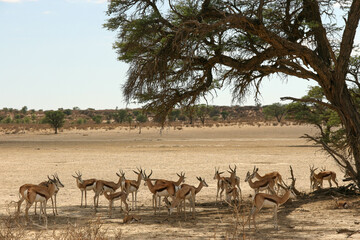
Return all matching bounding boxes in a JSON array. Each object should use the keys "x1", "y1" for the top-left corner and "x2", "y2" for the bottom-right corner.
[
  {"x1": 72, "y1": 171, "x2": 83, "y2": 184},
  {"x1": 197, "y1": 176, "x2": 208, "y2": 187},
  {"x1": 176, "y1": 171, "x2": 186, "y2": 183},
  {"x1": 214, "y1": 167, "x2": 224, "y2": 180}
]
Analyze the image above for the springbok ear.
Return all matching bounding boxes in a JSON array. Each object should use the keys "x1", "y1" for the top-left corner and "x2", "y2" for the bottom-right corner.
[
  {"x1": 72, "y1": 175, "x2": 77, "y2": 178},
  {"x1": 133, "y1": 170, "x2": 139, "y2": 175}
]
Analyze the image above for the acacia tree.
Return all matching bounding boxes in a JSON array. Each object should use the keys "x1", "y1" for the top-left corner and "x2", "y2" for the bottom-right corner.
[
  {"x1": 105, "y1": 0, "x2": 360, "y2": 186},
  {"x1": 45, "y1": 110, "x2": 65, "y2": 134},
  {"x1": 263, "y1": 103, "x2": 287, "y2": 122}
]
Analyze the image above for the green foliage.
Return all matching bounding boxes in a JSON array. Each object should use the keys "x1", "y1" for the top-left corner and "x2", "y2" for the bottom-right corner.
[
  {"x1": 44, "y1": 110, "x2": 65, "y2": 134},
  {"x1": 76, "y1": 118, "x2": 87, "y2": 125},
  {"x1": 133, "y1": 110, "x2": 140, "y2": 117},
  {"x1": 20, "y1": 106, "x2": 27, "y2": 114},
  {"x1": 63, "y1": 109, "x2": 72, "y2": 116},
  {"x1": 168, "y1": 109, "x2": 181, "y2": 122},
  {"x1": 92, "y1": 115, "x2": 102, "y2": 124},
  {"x1": 262, "y1": 103, "x2": 287, "y2": 122},
  {"x1": 136, "y1": 114, "x2": 147, "y2": 123},
  {"x1": 126, "y1": 114, "x2": 133, "y2": 125},
  {"x1": 209, "y1": 107, "x2": 220, "y2": 118},
  {"x1": 286, "y1": 86, "x2": 342, "y2": 145},
  {"x1": 221, "y1": 111, "x2": 230, "y2": 121},
  {"x1": 2, "y1": 117, "x2": 12, "y2": 124},
  {"x1": 23, "y1": 117, "x2": 31, "y2": 124},
  {"x1": 113, "y1": 109, "x2": 127, "y2": 123},
  {"x1": 31, "y1": 113, "x2": 37, "y2": 122},
  {"x1": 196, "y1": 105, "x2": 209, "y2": 125}
]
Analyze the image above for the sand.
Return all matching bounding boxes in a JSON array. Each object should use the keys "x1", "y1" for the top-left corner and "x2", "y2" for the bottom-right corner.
[{"x1": 0, "y1": 124, "x2": 359, "y2": 239}]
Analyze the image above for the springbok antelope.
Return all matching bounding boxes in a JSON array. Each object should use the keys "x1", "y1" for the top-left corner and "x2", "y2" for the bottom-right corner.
[
  {"x1": 214, "y1": 166, "x2": 241, "y2": 202},
  {"x1": 176, "y1": 177, "x2": 208, "y2": 213},
  {"x1": 309, "y1": 165, "x2": 339, "y2": 191},
  {"x1": 24, "y1": 176, "x2": 60, "y2": 227},
  {"x1": 225, "y1": 185, "x2": 240, "y2": 204},
  {"x1": 245, "y1": 167, "x2": 276, "y2": 195},
  {"x1": 154, "y1": 172, "x2": 186, "y2": 189},
  {"x1": 93, "y1": 171, "x2": 123, "y2": 211},
  {"x1": 103, "y1": 190, "x2": 129, "y2": 218},
  {"x1": 35, "y1": 174, "x2": 64, "y2": 215},
  {"x1": 72, "y1": 171, "x2": 96, "y2": 208},
  {"x1": 248, "y1": 187, "x2": 296, "y2": 230},
  {"x1": 254, "y1": 167, "x2": 284, "y2": 194},
  {"x1": 142, "y1": 170, "x2": 176, "y2": 214},
  {"x1": 213, "y1": 167, "x2": 229, "y2": 203},
  {"x1": 166, "y1": 184, "x2": 196, "y2": 220},
  {"x1": 153, "y1": 172, "x2": 185, "y2": 207},
  {"x1": 227, "y1": 165, "x2": 242, "y2": 199},
  {"x1": 119, "y1": 167, "x2": 143, "y2": 210},
  {"x1": 17, "y1": 174, "x2": 64, "y2": 216}
]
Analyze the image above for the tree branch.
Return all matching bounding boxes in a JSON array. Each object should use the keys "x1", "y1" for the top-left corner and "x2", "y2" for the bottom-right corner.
[{"x1": 280, "y1": 96, "x2": 338, "y2": 111}]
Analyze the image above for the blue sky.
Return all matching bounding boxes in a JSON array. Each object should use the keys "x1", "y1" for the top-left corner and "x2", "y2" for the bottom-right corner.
[{"x1": 0, "y1": 0, "x2": 358, "y2": 110}]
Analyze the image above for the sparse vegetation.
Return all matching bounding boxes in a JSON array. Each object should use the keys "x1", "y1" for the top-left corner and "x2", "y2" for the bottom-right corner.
[{"x1": 0, "y1": 105, "x2": 281, "y2": 134}]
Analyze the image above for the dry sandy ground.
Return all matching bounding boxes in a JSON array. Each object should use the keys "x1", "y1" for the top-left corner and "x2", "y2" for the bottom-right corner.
[{"x1": 0, "y1": 124, "x2": 359, "y2": 239}]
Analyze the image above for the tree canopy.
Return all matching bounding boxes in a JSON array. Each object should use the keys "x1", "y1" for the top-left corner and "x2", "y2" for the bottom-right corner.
[
  {"x1": 105, "y1": 0, "x2": 360, "y2": 186},
  {"x1": 45, "y1": 110, "x2": 65, "y2": 134},
  {"x1": 263, "y1": 103, "x2": 287, "y2": 122}
]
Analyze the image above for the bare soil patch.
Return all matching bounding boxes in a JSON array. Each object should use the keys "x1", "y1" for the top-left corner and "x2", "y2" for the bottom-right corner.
[{"x1": 1, "y1": 125, "x2": 359, "y2": 239}]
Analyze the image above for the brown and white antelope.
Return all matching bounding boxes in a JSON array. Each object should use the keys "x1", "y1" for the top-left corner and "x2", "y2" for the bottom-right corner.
[
  {"x1": 72, "y1": 171, "x2": 96, "y2": 208},
  {"x1": 245, "y1": 167, "x2": 276, "y2": 195},
  {"x1": 153, "y1": 171, "x2": 185, "y2": 207},
  {"x1": 119, "y1": 167, "x2": 143, "y2": 210},
  {"x1": 166, "y1": 184, "x2": 196, "y2": 220},
  {"x1": 248, "y1": 187, "x2": 296, "y2": 230},
  {"x1": 154, "y1": 171, "x2": 186, "y2": 189},
  {"x1": 213, "y1": 167, "x2": 229, "y2": 203},
  {"x1": 227, "y1": 165, "x2": 242, "y2": 199},
  {"x1": 23, "y1": 176, "x2": 61, "y2": 227},
  {"x1": 225, "y1": 185, "x2": 240, "y2": 204},
  {"x1": 142, "y1": 170, "x2": 176, "y2": 214},
  {"x1": 17, "y1": 174, "x2": 64, "y2": 216},
  {"x1": 103, "y1": 190, "x2": 129, "y2": 218},
  {"x1": 309, "y1": 165, "x2": 339, "y2": 191},
  {"x1": 176, "y1": 177, "x2": 209, "y2": 213},
  {"x1": 93, "y1": 171, "x2": 123, "y2": 211},
  {"x1": 35, "y1": 174, "x2": 64, "y2": 215},
  {"x1": 254, "y1": 167, "x2": 284, "y2": 194}
]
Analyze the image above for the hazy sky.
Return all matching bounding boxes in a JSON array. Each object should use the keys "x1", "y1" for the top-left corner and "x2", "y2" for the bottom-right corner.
[{"x1": 0, "y1": 0, "x2": 358, "y2": 110}]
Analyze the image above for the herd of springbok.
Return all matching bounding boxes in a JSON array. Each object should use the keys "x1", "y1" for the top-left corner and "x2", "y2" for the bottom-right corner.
[{"x1": 15, "y1": 165, "x2": 339, "y2": 230}]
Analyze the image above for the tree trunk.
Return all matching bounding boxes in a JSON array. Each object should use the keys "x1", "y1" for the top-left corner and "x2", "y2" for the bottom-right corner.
[{"x1": 322, "y1": 79, "x2": 360, "y2": 187}]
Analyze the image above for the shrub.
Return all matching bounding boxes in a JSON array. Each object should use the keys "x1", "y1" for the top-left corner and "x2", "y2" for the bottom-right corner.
[{"x1": 92, "y1": 115, "x2": 102, "y2": 124}]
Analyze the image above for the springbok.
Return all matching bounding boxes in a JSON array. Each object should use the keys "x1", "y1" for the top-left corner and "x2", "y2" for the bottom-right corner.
[
  {"x1": 72, "y1": 171, "x2": 96, "y2": 207},
  {"x1": 309, "y1": 165, "x2": 338, "y2": 191}
]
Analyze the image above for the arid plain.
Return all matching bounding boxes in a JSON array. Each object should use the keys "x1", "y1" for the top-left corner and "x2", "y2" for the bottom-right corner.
[{"x1": 0, "y1": 124, "x2": 359, "y2": 239}]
